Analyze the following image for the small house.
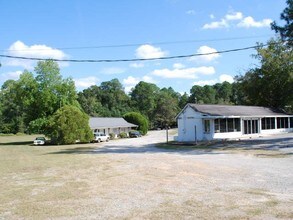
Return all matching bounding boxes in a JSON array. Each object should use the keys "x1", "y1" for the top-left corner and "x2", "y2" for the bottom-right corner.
[
  {"x1": 89, "y1": 117, "x2": 138, "y2": 137},
  {"x1": 176, "y1": 104, "x2": 293, "y2": 142}
]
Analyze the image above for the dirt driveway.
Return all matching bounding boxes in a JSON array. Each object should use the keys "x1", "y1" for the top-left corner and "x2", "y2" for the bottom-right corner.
[
  {"x1": 81, "y1": 130, "x2": 293, "y2": 219},
  {"x1": 0, "y1": 130, "x2": 292, "y2": 219}
]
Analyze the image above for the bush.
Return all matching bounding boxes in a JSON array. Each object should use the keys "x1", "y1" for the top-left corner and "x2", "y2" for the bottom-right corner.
[
  {"x1": 44, "y1": 105, "x2": 93, "y2": 145},
  {"x1": 109, "y1": 133, "x2": 116, "y2": 140},
  {"x1": 118, "y1": 132, "x2": 128, "y2": 138},
  {"x1": 123, "y1": 112, "x2": 148, "y2": 135}
]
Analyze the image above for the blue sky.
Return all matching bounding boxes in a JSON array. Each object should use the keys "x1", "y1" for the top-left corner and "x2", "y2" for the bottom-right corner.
[{"x1": 0, "y1": 0, "x2": 286, "y2": 94}]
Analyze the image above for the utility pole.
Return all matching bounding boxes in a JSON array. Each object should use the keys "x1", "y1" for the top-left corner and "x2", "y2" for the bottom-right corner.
[{"x1": 166, "y1": 124, "x2": 169, "y2": 143}]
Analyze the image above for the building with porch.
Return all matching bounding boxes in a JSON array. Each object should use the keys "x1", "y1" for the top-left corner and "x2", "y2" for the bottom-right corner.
[
  {"x1": 176, "y1": 104, "x2": 293, "y2": 142},
  {"x1": 89, "y1": 117, "x2": 138, "y2": 138}
]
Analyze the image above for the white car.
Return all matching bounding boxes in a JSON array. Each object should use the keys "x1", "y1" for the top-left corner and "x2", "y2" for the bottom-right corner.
[
  {"x1": 33, "y1": 137, "x2": 46, "y2": 145},
  {"x1": 93, "y1": 132, "x2": 110, "y2": 143}
]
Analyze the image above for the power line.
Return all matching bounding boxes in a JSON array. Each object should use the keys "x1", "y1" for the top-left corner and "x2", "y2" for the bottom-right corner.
[
  {"x1": 0, "y1": 35, "x2": 273, "y2": 52},
  {"x1": 0, "y1": 44, "x2": 265, "y2": 63}
]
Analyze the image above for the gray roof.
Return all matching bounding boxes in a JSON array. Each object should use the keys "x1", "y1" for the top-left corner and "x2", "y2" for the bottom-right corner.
[
  {"x1": 89, "y1": 117, "x2": 138, "y2": 129},
  {"x1": 187, "y1": 104, "x2": 291, "y2": 117}
]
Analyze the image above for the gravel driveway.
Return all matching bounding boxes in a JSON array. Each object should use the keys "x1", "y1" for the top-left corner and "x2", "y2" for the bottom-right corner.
[{"x1": 82, "y1": 130, "x2": 293, "y2": 219}]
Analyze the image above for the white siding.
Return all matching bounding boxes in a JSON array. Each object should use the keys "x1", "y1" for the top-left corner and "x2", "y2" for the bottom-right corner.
[
  {"x1": 177, "y1": 106, "x2": 293, "y2": 142},
  {"x1": 177, "y1": 106, "x2": 204, "y2": 142}
]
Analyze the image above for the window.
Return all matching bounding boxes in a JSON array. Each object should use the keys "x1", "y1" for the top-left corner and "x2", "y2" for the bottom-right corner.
[
  {"x1": 277, "y1": 117, "x2": 289, "y2": 129},
  {"x1": 214, "y1": 118, "x2": 240, "y2": 133},
  {"x1": 290, "y1": 117, "x2": 293, "y2": 128},
  {"x1": 204, "y1": 120, "x2": 210, "y2": 133},
  {"x1": 227, "y1": 118, "x2": 234, "y2": 132},
  {"x1": 261, "y1": 117, "x2": 276, "y2": 130},
  {"x1": 234, "y1": 118, "x2": 240, "y2": 131},
  {"x1": 214, "y1": 119, "x2": 220, "y2": 133},
  {"x1": 220, "y1": 119, "x2": 227, "y2": 132}
]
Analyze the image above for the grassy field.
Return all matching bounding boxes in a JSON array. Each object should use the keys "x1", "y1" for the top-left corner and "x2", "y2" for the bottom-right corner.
[
  {"x1": 1, "y1": 134, "x2": 292, "y2": 219},
  {"x1": 0, "y1": 135, "x2": 111, "y2": 219}
]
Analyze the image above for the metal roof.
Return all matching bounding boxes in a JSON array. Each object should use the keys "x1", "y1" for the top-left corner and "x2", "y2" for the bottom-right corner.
[
  {"x1": 89, "y1": 117, "x2": 138, "y2": 129},
  {"x1": 187, "y1": 104, "x2": 291, "y2": 117}
]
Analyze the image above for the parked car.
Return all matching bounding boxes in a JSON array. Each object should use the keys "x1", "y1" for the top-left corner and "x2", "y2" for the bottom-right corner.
[
  {"x1": 33, "y1": 137, "x2": 46, "y2": 145},
  {"x1": 93, "y1": 132, "x2": 110, "y2": 143},
  {"x1": 129, "y1": 131, "x2": 142, "y2": 138}
]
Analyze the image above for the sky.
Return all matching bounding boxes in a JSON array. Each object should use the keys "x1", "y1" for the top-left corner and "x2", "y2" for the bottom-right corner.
[{"x1": 0, "y1": 0, "x2": 286, "y2": 94}]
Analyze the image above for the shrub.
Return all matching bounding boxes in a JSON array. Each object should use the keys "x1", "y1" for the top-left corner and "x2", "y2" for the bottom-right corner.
[
  {"x1": 118, "y1": 132, "x2": 128, "y2": 138},
  {"x1": 44, "y1": 105, "x2": 93, "y2": 145},
  {"x1": 109, "y1": 133, "x2": 116, "y2": 140},
  {"x1": 123, "y1": 112, "x2": 148, "y2": 135}
]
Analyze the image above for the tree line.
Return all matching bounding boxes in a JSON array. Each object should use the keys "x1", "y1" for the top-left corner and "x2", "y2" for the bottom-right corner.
[{"x1": 0, "y1": 0, "x2": 292, "y2": 137}]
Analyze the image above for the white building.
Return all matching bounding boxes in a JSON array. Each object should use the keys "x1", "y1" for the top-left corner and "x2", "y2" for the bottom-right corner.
[
  {"x1": 176, "y1": 104, "x2": 293, "y2": 142},
  {"x1": 89, "y1": 117, "x2": 138, "y2": 137}
]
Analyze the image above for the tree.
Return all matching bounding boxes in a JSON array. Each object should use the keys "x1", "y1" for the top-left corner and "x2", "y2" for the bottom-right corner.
[
  {"x1": 34, "y1": 60, "x2": 79, "y2": 119},
  {"x1": 28, "y1": 60, "x2": 80, "y2": 133},
  {"x1": 99, "y1": 79, "x2": 132, "y2": 116},
  {"x1": 189, "y1": 85, "x2": 216, "y2": 104},
  {"x1": 179, "y1": 92, "x2": 189, "y2": 108},
  {"x1": 271, "y1": 0, "x2": 293, "y2": 46},
  {"x1": 214, "y1": 82, "x2": 233, "y2": 104},
  {"x1": 130, "y1": 81, "x2": 160, "y2": 121},
  {"x1": 44, "y1": 105, "x2": 93, "y2": 145},
  {"x1": 123, "y1": 112, "x2": 149, "y2": 135},
  {"x1": 0, "y1": 61, "x2": 80, "y2": 134},
  {"x1": 235, "y1": 39, "x2": 293, "y2": 111},
  {"x1": 153, "y1": 91, "x2": 179, "y2": 128},
  {"x1": 0, "y1": 76, "x2": 35, "y2": 133},
  {"x1": 0, "y1": 80, "x2": 20, "y2": 133}
]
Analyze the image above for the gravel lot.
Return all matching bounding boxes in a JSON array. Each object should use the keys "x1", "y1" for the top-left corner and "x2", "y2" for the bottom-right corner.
[{"x1": 81, "y1": 130, "x2": 293, "y2": 219}]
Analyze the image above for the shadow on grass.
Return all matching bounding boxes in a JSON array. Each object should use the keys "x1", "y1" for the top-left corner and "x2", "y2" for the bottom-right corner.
[
  {"x1": 46, "y1": 135, "x2": 293, "y2": 157},
  {"x1": 46, "y1": 144, "x2": 223, "y2": 156},
  {"x1": 0, "y1": 141, "x2": 33, "y2": 146}
]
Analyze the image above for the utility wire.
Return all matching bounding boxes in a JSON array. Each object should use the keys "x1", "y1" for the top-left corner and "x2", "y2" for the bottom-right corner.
[
  {"x1": 1, "y1": 35, "x2": 273, "y2": 52},
  {"x1": 0, "y1": 44, "x2": 265, "y2": 63}
]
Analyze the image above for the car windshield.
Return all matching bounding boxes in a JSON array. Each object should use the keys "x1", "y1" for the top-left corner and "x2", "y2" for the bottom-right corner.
[{"x1": 36, "y1": 137, "x2": 45, "y2": 141}]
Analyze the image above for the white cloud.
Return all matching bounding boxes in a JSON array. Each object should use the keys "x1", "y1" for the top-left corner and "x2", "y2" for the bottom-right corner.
[
  {"x1": 5, "y1": 41, "x2": 68, "y2": 69},
  {"x1": 123, "y1": 76, "x2": 140, "y2": 85},
  {"x1": 74, "y1": 76, "x2": 99, "y2": 89},
  {"x1": 219, "y1": 74, "x2": 234, "y2": 83},
  {"x1": 151, "y1": 66, "x2": 215, "y2": 79},
  {"x1": 129, "y1": 62, "x2": 144, "y2": 68},
  {"x1": 225, "y1": 12, "x2": 243, "y2": 20},
  {"x1": 192, "y1": 74, "x2": 234, "y2": 86},
  {"x1": 124, "y1": 86, "x2": 134, "y2": 94},
  {"x1": 135, "y1": 44, "x2": 167, "y2": 59},
  {"x1": 142, "y1": 75, "x2": 157, "y2": 84},
  {"x1": 191, "y1": 46, "x2": 220, "y2": 62},
  {"x1": 193, "y1": 79, "x2": 218, "y2": 86},
  {"x1": 122, "y1": 75, "x2": 156, "y2": 94},
  {"x1": 203, "y1": 19, "x2": 228, "y2": 29},
  {"x1": 0, "y1": 70, "x2": 22, "y2": 82},
  {"x1": 173, "y1": 63, "x2": 185, "y2": 69},
  {"x1": 237, "y1": 16, "x2": 272, "y2": 28},
  {"x1": 203, "y1": 11, "x2": 271, "y2": 29},
  {"x1": 101, "y1": 67, "x2": 125, "y2": 75},
  {"x1": 210, "y1": 14, "x2": 215, "y2": 19}
]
